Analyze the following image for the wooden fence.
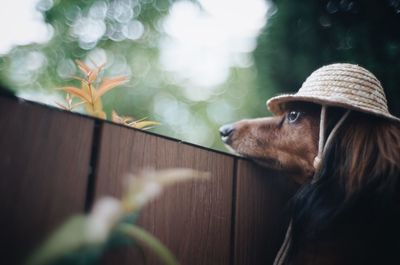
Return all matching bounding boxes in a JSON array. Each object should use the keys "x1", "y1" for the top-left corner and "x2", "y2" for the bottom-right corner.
[{"x1": 0, "y1": 95, "x2": 297, "y2": 265}]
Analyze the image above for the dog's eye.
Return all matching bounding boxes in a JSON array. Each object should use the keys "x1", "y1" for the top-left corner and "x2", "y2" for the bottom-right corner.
[{"x1": 287, "y1": 111, "x2": 301, "y2": 123}]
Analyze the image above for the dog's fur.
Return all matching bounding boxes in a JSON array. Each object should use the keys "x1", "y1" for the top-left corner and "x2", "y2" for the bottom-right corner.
[{"x1": 221, "y1": 102, "x2": 400, "y2": 265}]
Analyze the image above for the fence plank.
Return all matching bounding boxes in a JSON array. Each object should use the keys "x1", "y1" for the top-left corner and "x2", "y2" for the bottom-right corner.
[
  {"x1": 0, "y1": 97, "x2": 94, "y2": 265},
  {"x1": 233, "y1": 160, "x2": 297, "y2": 265},
  {"x1": 94, "y1": 124, "x2": 235, "y2": 265}
]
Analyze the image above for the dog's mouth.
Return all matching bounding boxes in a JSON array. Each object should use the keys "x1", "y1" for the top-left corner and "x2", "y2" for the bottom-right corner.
[
  {"x1": 221, "y1": 136, "x2": 231, "y2": 145},
  {"x1": 225, "y1": 147, "x2": 282, "y2": 170},
  {"x1": 222, "y1": 139, "x2": 280, "y2": 168},
  {"x1": 219, "y1": 124, "x2": 283, "y2": 170},
  {"x1": 222, "y1": 143, "x2": 242, "y2": 156}
]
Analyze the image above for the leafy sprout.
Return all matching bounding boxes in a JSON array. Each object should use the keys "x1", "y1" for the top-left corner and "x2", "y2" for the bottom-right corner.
[
  {"x1": 57, "y1": 60, "x2": 158, "y2": 129},
  {"x1": 111, "y1": 110, "x2": 160, "y2": 130}
]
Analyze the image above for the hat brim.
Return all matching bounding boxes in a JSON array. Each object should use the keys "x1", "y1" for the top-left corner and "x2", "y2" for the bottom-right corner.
[{"x1": 267, "y1": 94, "x2": 400, "y2": 124}]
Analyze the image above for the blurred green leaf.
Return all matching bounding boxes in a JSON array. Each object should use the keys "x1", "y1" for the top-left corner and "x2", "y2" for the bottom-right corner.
[
  {"x1": 117, "y1": 223, "x2": 179, "y2": 265},
  {"x1": 26, "y1": 216, "x2": 103, "y2": 265}
]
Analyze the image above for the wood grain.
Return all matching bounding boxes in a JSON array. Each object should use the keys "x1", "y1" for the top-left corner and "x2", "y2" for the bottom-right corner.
[
  {"x1": 233, "y1": 160, "x2": 298, "y2": 265},
  {"x1": 0, "y1": 97, "x2": 94, "y2": 265},
  {"x1": 94, "y1": 124, "x2": 235, "y2": 265}
]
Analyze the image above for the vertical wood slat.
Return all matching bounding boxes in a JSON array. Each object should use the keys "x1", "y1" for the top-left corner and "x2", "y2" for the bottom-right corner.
[
  {"x1": 94, "y1": 124, "x2": 234, "y2": 265},
  {"x1": 233, "y1": 160, "x2": 297, "y2": 265},
  {"x1": 0, "y1": 97, "x2": 94, "y2": 265}
]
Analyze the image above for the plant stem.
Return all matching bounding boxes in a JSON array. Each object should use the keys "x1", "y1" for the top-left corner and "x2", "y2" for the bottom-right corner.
[
  {"x1": 116, "y1": 223, "x2": 179, "y2": 265},
  {"x1": 88, "y1": 83, "x2": 95, "y2": 111}
]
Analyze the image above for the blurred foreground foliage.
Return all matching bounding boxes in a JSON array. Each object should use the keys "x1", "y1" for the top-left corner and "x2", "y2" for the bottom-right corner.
[
  {"x1": 0, "y1": 0, "x2": 399, "y2": 151},
  {"x1": 27, "y1": 168, "x2": 209, "y2": 265}
]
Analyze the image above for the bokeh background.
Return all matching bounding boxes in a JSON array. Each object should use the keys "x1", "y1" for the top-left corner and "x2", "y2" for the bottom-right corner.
[{"x1": 1, "y1": 0, "x2": 400, "y2": 151}]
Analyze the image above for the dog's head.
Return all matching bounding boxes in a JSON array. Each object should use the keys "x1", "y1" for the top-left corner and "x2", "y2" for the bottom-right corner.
[{"x1": 220, "y1": 102, "x2": 321, "y2": 183}]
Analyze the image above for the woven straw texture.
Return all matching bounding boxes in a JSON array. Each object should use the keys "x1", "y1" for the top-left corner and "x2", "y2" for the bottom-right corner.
[{"x1": 267, "y1": 63, "x2": 400, "y2": 123}]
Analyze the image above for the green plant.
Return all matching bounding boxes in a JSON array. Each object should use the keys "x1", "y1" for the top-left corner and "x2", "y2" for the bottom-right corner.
[{"x1": 26, "y1": 168, "x2": 209, "y2": 265}]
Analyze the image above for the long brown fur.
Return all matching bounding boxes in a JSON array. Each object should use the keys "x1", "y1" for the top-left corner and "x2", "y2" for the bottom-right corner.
[
  {"x1": 333, "y1": 114, "x2": 400, "y2": 195},
  {"x1": 221, "y1": 102, "x2": 400, "y2": 265}
]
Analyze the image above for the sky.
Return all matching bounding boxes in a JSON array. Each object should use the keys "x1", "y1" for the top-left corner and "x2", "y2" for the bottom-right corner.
[
  {"x1": 160, "y1": 0, "x2": 270, "y2": 100},
  {"x1": 0, "y1": 0, "x2": 270, "y2": 81},
  {"x1": 0, "y1": 0, "x2": 53, "y2": 54}
]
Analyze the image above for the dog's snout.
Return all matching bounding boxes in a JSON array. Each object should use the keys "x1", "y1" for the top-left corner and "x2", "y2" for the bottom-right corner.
[{"x1": 219, "y1": 124, "x2": 235, "y2": 139}]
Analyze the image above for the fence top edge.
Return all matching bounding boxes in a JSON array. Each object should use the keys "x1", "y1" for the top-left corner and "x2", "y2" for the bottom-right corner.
[{"x1": 1, "y1": 94, "x2": 249, "y2": 159}]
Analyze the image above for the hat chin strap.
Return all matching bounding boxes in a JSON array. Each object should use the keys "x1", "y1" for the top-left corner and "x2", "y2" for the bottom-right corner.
[{"x1": 313, "y1": 106, "x2": 351, "y2": 173}]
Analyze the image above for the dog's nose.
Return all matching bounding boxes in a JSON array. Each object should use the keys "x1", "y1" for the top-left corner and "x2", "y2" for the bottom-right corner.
[{"x1": 219, "y1": 124, "x2": 235, "y2": 138}]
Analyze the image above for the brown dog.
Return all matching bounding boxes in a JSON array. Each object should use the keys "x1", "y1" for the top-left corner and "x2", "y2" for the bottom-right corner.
[{"x1": 220, "y1": 64, "x2": 400, "y2": 265}]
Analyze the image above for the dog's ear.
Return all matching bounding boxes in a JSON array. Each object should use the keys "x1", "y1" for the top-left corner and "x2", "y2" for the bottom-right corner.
[{"x1": 320, "y1": 112, "x2": 400, "y2": 195}]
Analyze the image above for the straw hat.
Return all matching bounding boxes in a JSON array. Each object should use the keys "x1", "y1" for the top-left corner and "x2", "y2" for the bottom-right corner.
[
  {"x1": 267, "y1": 63, "x2": 400, "y2": 123},
  {"x1": 266, "y1": 63, "x2": 400, "y2": 172}
]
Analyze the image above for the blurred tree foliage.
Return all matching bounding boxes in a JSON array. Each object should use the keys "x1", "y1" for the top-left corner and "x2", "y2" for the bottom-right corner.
[
  {"x1": 1, "y1": 0, "x2": 399, "y2": 152},
  {"x1": 255, "y1": 0, "x2": 400, "y2": 116},
  {"x1": 0, "y1": 0, "x2": 262, "y2": 151}
]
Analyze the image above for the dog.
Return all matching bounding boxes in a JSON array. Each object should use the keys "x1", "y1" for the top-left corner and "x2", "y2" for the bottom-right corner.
[{"x1": 220, "y1": 64, "x2": 400, "y2": 265}]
